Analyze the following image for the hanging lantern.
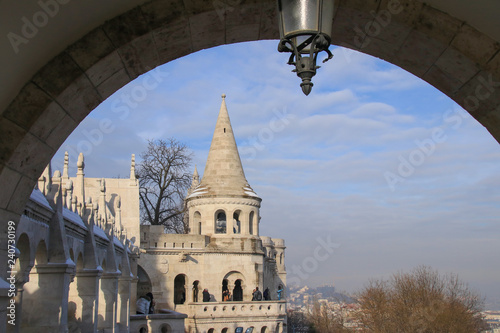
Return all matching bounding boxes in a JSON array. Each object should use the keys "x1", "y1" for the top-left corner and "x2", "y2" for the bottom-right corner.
[{"x1": 277, "y1": 0, "x2": 334, "y2": 95}]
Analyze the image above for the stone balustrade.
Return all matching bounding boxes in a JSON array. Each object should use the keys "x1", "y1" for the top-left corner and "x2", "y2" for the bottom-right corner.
[
  {"x1": 176, "y1": 300, "x2": 287, "y2": 319},
  {"x1": 130, "y1": 310, "x2": 187, "y2": 333}
]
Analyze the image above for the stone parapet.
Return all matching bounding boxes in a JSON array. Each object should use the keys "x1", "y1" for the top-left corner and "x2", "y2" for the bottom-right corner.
[
  {"x1": 177, "y1": 300, "x2": 286, "y2": 319},
  {"x1": 130, "y1": 311, "x2": 187, "y2": 333}
]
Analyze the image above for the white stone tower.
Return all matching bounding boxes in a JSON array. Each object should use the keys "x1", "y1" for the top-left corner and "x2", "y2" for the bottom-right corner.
[
  {"x1": 186, "y1": 94, "x2": 262, "y2": 239},
  {"x1": 138, "y1": 95, "x2": 287, "y2": 332}
]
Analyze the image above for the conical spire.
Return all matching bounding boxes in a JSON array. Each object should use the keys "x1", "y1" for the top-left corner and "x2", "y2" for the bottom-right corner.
[
  {"x1": 197, "y1": 94, "x2": 258, "y2": 198},
  {"x1": 187, "y1": 166, "x2": 200, "y2": 197}
]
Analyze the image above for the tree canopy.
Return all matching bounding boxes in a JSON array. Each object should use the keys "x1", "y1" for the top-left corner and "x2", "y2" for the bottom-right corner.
[{"x1": 354, "y1": 266, "x2": 487, "y2": 333}]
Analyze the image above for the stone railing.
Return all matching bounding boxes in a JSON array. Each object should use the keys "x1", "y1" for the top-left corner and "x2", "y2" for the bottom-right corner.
[
  {"x1": 175, "y1": 300, "x2": 287, "y2": 319},
  {"x1": 130, "y1": 310, "x2": 187, "y2": 333}
]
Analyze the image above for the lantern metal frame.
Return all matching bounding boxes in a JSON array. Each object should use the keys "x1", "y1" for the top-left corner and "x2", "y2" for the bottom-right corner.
[{"x1": 277, "y1": 0, "x2": 334, "y2": 95}]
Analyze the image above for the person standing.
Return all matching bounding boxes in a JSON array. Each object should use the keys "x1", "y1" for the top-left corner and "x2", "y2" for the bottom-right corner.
[
  {"x1": 263, "y1": 287, "x2": 270, "y2": 300},
  {"x1": 252, "y1": 287, "x2": 262, "y2": 301},
  {"x1": 277, "y1": 288, "x2": 283, "y2": 300},
  {"x1": 146, "y1": 292, "x2": 155, "y2": 314},
  {"x1": 203, "y1": 288, "x2": 210, "y2": 302}
]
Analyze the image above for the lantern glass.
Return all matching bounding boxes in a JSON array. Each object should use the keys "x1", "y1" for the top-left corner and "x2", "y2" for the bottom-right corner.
[{"x1": 278, "y1": 0, "x2": 334, "y2": 39}]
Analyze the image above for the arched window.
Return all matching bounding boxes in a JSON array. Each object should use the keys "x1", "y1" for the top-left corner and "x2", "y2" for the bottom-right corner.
[
  {"x1": 222, "y1": 279, "x2": 229, "y2": 301},
  {"x1": 249, "y1": 211, "x2": 254, "y2": 235},
  {"x1": 233, "y1": 211, "x2": 241, "y2": 234},
  {"x1": 174, "y1": 274, "x2": 186, "y2": 304},
  {"x1": 137, "y1": 266, "x2": 152, "y2": 299},
  {"x1": 233, "y1": 279, "x2": 243, "y2": 301},
  {"x1": 194, "y1": 211, "x2": 201, "y2": 235},
  {"x1": 279, "y1": 253, "x2": 283, "y2": 265},
  {"x1": 215, "y1": 211, "x2": 227, "y2": 234}
]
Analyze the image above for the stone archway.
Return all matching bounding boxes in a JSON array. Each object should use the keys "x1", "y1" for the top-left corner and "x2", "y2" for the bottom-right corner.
[
  {"x1": 1, "y1": 0, "x2": 500, "y2": 326},
  {"x1": 2, "y1": 0, "x2": 500, "y2": 227}
]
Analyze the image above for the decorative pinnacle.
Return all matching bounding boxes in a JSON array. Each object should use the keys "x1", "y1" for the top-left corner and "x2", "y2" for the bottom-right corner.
[{"x1": 222, "y1": 93, "x2": 226, "y2": 99}]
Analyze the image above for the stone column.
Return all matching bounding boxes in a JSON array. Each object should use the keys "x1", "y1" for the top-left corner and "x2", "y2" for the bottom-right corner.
[
  {"x1": 70, "y1": 268, "x2": 102, "y2": 333},
  {"x1": 21, "y1": 263, "x2": 73, "y2": 332},
  {"x1": 130, "y1": 276, "x2": 138, "y2": 314},
  {"x1": 117, "y1": 276, "x2": 131, "y2": 332},
  {"x1": 228, "y1": 282, "x2": 234, "y2": 301},
  {"x1": 98, "y1": 272, "x2": 120, "y2": 333},
  {"x1": 241, "y1": 213, "x2": 249, "y2": 235}
]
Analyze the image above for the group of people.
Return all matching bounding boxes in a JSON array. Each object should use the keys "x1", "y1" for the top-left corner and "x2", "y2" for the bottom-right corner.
[
  {"x1": 136, "y1": 292, "x2": 155, "y2": 315},
  {"x1": 252, "y1": 287, "x2": 283, "y2": 301},
  {"x1": 138, "y1": 287, "x2": 283, "y2": 309}
]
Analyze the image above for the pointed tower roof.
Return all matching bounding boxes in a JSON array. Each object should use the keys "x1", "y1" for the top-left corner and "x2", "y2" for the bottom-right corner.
[{"x1": 189, "y1": 94, "x2": 259, "y2": 199}]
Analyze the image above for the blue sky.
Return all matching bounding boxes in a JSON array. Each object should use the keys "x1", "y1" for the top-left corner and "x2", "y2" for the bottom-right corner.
[{"x1": 53, "y1": 40, "x2": 500, "y2": 308}]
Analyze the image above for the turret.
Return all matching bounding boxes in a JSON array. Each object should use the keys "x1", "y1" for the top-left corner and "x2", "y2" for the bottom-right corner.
[{"x1": 185, "y1": 95, "x2": 261, "y2": 238}]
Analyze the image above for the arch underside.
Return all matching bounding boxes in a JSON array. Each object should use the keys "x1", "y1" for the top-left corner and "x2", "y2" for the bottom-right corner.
[{"x1": 1, "y1": 0, "x2": 500, "y2": 227}]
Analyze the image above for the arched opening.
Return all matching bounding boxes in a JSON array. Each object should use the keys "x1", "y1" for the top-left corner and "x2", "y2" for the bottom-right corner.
[
  {"x1": 215, "y1": 210, "x2": 227, "y2": 234},
  {"x1": 0, "y1": 2, "x2": 499, "y2": 246},
  {"x1": 222, "y1": 328, "x2": 229, "y2": 333},
  {"x1": 14, "y1": 233, "x2": 31, "y2": 283},
  {"x1": 160, "y1": 324, "x2": 172, "y2": 333},
  {"x1": 208, "y1": 329, "x2": 215, "y2": 333},
  {"x1": 137, "y1": 265, "x2": 152, "y2": 299},
  {"x1": 174, "y1": 274, "x2": 186, "y2": 304},
  {"x1": 222, "y1": 279, "x2": 229, "y2": 301},
  {"x1": 233, "y1": 210, "x2": 241, "y2": 234},
  {"x1": 193, "y1": 211, "x2": 202, "y2": 235},
  {"x1": 233, "y1": 279, "x2": 243, "y2": 302},
  {"x1": 34, "y1": 239, "x2": 48, "y2": 266},
  {"x1": 76, "y1": 252, "x2": 84, "y2": 271},
  {"x1": 249, "y1": 211, "x2": 254, "y2": 235},
  {"x1": 261, "y1": 327, "x2": 269, "y2": 333},
  {"x1": 192, "y1": 280, "x2": 200, "y2": 302}
]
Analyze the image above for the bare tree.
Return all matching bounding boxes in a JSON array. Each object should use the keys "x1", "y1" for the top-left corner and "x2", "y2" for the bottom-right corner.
[
  {"x1": 137, "y1": 138, "x2": 192, "y2": 233},
  {"x1": 354, "y1": 266, "x2": 488, "y2": 333}
]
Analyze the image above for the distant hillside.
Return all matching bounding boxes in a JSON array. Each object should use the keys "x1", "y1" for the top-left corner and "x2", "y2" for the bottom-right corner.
[{"x1": 289, "y1": 285, "x2": 356, "y2": 304}]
